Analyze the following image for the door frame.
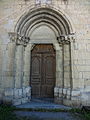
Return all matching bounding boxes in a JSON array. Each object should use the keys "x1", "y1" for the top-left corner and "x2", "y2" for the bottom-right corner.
[{"x1": 30, "y1": 43, "x2": 56, "y2": 98}]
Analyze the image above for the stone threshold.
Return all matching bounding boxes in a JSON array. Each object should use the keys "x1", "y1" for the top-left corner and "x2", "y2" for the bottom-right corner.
[
  {"x1": 14, "y1": 107, "x2": 71, "y2": 112},
  {"x1": 15, "y1": 100, "x2": 71, "y2": 110}
]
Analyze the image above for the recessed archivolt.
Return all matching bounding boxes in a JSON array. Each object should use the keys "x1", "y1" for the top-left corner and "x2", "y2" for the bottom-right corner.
[
  {"x1": 15, "y1": 6, "x2": 74, "y2": 38},
  {"x1": 18, "y1": 12, "x2": 68, "y2": 35},
  {"x1": 26, "y1": 20, "x2": 60, "y2": 37}
]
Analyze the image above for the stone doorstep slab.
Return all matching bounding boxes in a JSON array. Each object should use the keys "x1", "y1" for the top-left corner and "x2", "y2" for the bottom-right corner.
[{"x1": 16, "y1": 101, "x2": 71, "y2": 110}]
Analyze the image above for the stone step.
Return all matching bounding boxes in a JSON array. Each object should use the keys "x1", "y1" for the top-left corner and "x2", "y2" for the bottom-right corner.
[
  {"x1": 16, "y1": 100, "x2": 71, "y2": 110},
  {"x1": 32, "y1": 98, "x2": 54, "y2": 103}
]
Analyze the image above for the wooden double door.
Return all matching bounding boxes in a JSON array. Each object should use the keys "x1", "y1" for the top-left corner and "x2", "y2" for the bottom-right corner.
[{"x1": 31, "y1": 44, "x2": 56, "y2": 98}]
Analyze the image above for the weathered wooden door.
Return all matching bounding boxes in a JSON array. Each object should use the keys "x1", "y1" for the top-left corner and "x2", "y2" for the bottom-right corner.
[{"x1": 31, "y1": 44, "x2": 56, "y2": 98}]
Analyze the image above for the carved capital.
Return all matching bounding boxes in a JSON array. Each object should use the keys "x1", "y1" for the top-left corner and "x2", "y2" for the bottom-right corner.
[
  {"x1": 8, "y1": 32, "x2": 30, "y2": 47},
  {"x1": 67, "y1": 34, "x2": 75, "y2": 42},
  {"x1": 57, "y1": 33, "x2": 75, "y2": 44},
  {"x1": 16, "y1": 34, "x2": 30, "y2": 46},
  {"x1": 8, "y1": 32, "x2": 17, "y2": 42}
]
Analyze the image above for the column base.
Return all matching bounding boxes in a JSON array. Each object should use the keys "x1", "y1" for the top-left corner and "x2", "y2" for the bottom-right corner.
[
  {"x1": 54, "y1": 87, "x2": 90, "y2": 107},
  {"x1": 2, "y1": 86, "x2": 31, "y2": 105}
]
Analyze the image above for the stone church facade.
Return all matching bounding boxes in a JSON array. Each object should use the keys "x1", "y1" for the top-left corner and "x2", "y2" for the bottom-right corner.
[{"x1": 0, "y1": 0, "x2": 90, "y2": 107}]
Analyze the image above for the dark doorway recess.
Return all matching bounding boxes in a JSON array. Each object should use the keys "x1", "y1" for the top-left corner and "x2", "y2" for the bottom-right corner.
[{"x1": 31, "y1": 44, "x2": 56, "y2": 98}]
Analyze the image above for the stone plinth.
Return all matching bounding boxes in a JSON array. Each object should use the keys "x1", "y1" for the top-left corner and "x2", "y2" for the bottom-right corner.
[{"x1": 3, "y1": 86, "x2": 31, "y2": 105}]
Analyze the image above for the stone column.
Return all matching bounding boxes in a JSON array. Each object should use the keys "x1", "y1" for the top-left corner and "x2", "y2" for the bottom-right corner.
[
  {"x1": 63, "y1": 44, "x2": 70, "y2": 88},
  {"x1": 21, "y1": 43, "x2": 33, "y2": 102},
  {"x1": 54, "y1": 43, "x2": 63, "y2": 102},
  {"x1": 56, "y1": 44, "x2": 63, "y2": 87},
  {"x1": 63, "y1": 35, "x2": 81, "y2": 106},
  {"x1": 66, "y1": 35, "x2": 78, "y2": 91},
  {"x1": 70, "y1": 37, "x2": 81, "y2": 104},
  {"x1": 15, "y1": 45, "x2": 24, "y2": 88},
  {"x1": 61, "y1": 43, "x2": 71, "y2": 102},
  {"x1": 23, "y1": 43, "x2": 32, "y2": 87}
]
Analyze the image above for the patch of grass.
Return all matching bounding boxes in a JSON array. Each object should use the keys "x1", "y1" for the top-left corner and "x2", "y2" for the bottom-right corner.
[
  {"x1": 0, "y1": 104, "x2": 42, "y2": 120},
  {"x1": 69, "y1": 108, "x2": 81, "y2": 112},
  {"x1": 0, "y1": 104, "x2": 90, "y2": 120},
  {"x1": 0, "y1": 104, "x2": 19, "y2": 120},
  {"x1": 80, "y1": 111, "x2": 90, "y2": 120},
  {"x1": 69, "y1": 108, "x2": 90, "y2": 120}
]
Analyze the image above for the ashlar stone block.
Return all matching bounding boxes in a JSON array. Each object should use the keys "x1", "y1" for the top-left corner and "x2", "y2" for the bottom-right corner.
[
  {"x1": 72, "y1": 90, "x2": 80, "y2": 97},
  {"x1": 54, "y1": 87, "x2": 59, "y2": 97},
  {"x1": 4, "y1": 88, "x2": 13, "y2": 96},
  {"x1": 13, "y1": 99, "x2": 22, "y2": 106},
  {"x1": 21, "y1": 97, "x2": 29, "y2": 104},
  {"x1": 14, "y1": 88, "x2": 19, "y2": 98}
]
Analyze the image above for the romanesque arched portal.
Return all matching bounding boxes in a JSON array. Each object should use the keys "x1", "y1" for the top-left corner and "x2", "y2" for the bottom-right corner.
[{"x1": 8, "y1": 5, "x2": 75, "y2": 105}]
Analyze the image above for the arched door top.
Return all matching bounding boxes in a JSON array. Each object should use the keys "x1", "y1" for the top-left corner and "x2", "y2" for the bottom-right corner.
[{"x1": 15, "y1": 6, "x2": 74, "y2": 38}]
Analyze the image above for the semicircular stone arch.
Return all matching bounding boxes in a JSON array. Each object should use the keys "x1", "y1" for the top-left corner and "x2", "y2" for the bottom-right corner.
[
  {"x1": 15, "y1": 6, "x2": 74, "y2": 37},
  {"x1": 12, "y1": 6, "x2": 75, "y2": 106}
]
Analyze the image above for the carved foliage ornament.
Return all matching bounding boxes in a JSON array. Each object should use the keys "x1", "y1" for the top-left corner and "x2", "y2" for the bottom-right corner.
[
  {"x1": 8, "y1": 32, "x2": 75, "y2": 46},
  {"x1": 57, "y1": 33, "x2": 75, "y2": 44},
  {"x1": 8, "y1": 32, "x2": 30, "y2": 46}
]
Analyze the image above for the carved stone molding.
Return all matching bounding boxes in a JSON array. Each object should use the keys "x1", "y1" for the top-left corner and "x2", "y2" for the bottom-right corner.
[
  {"x1": 8, "y1": 32, "x2": 17, "y2": 43},
  {"x1": 8, "y1": 32, "x2": 30, "y2": 46},
  {"x1": 35, "y1": 0, "x2": 52, "y2": 5},
  {"x1": 16, "y1": 34, "x2": 30, "y2": 46},
  {"x1": 57, "y1": 33, "x2": 75, "y2": 44}
]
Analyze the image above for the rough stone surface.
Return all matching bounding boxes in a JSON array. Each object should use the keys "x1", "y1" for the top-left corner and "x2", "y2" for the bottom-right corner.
[
  {"x1": 4, "y1": 88, "x2": 13, "y2": 96},
  {"x1": 13, "y1": 99, "x2": 22, "y2": 106},
  {"x1": 16, "y1": 100, "x2": 71, "y2": 110},
  {"x1": 3, "y1": 86, "x2": 31, "y2": 105},
  {"x1": 0, "y1": 0, "x2": 90, "y2": 106},
  {"x1": 21, "y1": 97, "x2": 29, "y2": 104}
]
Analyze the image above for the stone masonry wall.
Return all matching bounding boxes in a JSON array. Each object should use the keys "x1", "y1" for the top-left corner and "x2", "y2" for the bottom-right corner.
[
  {"x1": 0, "y1": 0, "x2": 90, "y2": 106},
  {"x1": 3, "y1": 86, "x2": 31, "y2": 105}
]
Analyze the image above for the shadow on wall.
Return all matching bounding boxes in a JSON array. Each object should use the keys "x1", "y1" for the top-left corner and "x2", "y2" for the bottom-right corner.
[{"x1": 62, "y1": 0, "x2": 68, "y2": 5}]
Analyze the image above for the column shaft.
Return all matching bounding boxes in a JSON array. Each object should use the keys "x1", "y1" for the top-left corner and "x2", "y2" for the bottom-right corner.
[
  {"x1": 23, "y1": 43, "x2": 32, "y2": 87},
  {"x1": 15, "y1": 45, "x2": 24, "y2": 88}
]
